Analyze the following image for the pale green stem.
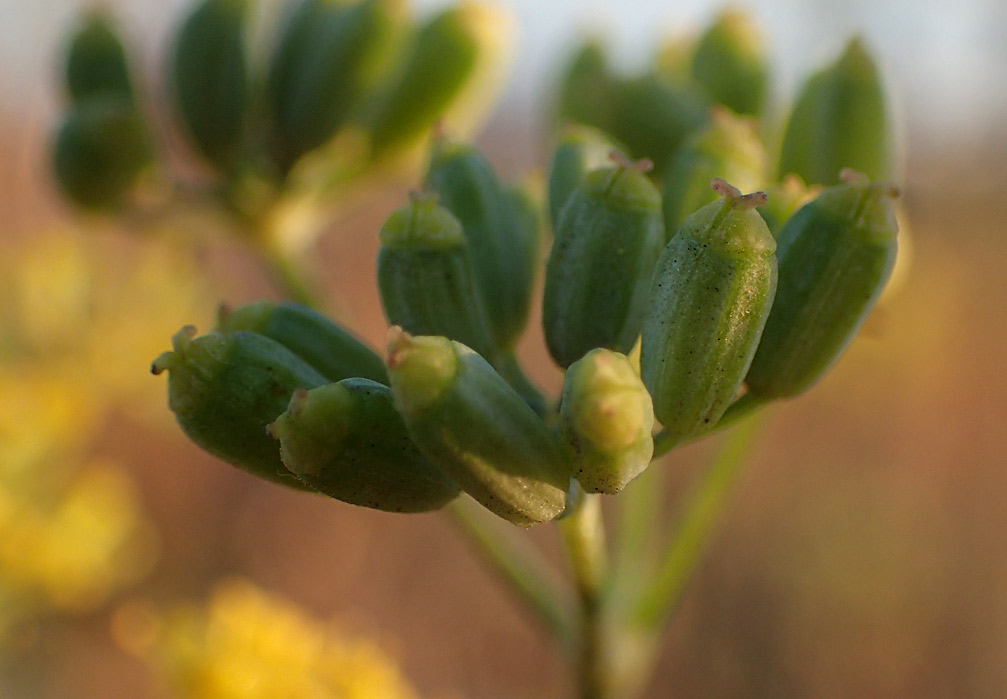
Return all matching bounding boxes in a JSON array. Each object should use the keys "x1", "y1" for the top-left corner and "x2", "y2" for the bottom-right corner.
[
  {"x1": 633, "y1": 415, "x2": 763, "y2": 630},
  {"x1": 447, "y1": 497, "x2": 576, "y2": 651}
]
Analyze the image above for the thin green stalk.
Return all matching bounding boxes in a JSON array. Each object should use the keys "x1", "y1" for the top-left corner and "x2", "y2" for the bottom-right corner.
[
  {"x1": 448, "y1": 496, "x2": 576, "y2": 651},
  {"x1": 558, "y1": 492, "x2": 611, "y2": 699},
  {"x1": 633, "y1": 415, "x2": 763, "y2": 630}
]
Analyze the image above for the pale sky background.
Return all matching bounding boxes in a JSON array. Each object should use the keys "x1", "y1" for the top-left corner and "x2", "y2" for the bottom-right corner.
[{"x1": 1, "y1": 0, "x2": 1005, "y2": 155}]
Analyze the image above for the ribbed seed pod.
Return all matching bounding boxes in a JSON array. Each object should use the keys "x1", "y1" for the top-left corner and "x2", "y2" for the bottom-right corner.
[
  {"x1": 608, "y1": 72, "x2": 709, "y2": 176},
  {"x1": 543, "y1": 155, "x2": 665, "y2": 368},
  {"x1": 169, "y1": 0, "x2": 250, "y2": 170},
  {"x1": 366, "y1": 3, "x2": 506, "y2": 158},
  {"x1": 547, "y1": 124, "x2": 620, "y2": 230},
  {"x1": 745, "y1": 170, "x2": 899, "y2": 398},
  {"x1": 217, "y1": 301, "x2": 388, "y2": 384},
  {"x1": 778, "y1": 37, "x2": 890, "y2": 185},
  {"x1": 377, "y1": 193, "x2": 496, "y2": 360},
  {"x1": 64, "y1": 11, "x2": 135, "y2": 103},
  {"x1": 689, "y1": 9, "x2": 769, "y2": 117},
  {"x1": 269, "y1": 379, "x2": 459, "y2": 512},
  {"x1": 151, "y1": 327, "x2": 327, "y2": 490},
  {"x1": 662, "y1": 108, "x2": 767, "y2": 237},
  {"x1": 555, "y1": 39, "x2": 617, "y2": 134},
  {"x1": 267, "y1": 0, "x2": 404, "y2": 172},
  {"x1": 386, "y1": 329, "x2": 570, "y2": 526},
  {"x1": 758, "y1": 174, "x2": 820, "y2": 237},
  {"x1": 641, "y1": 179, "x2": 777, "y2": 447},
  {"x1": 560, "y1": 349, "x2": 654, "y2": 494},
  {"x1": 51, "y1": 97, "x2": 153, "y2": 211},
  {"x1": 425, "y1": 137, "x2": 532, "y2": 350}
]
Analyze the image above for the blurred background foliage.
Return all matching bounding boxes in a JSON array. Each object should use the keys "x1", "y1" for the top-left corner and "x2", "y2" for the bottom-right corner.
[{"x1": 1, "y1": 0, "x2": 1006, "y2": 697}]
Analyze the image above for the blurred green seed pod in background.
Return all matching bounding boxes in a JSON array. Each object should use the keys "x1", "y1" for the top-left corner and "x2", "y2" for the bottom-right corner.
[
  {"x1": 424, "y1": 136, "x2": 533, "y2": 350},
  {"x1": 778, "y1": 37, "x2": 891, "y2": 185},
  {"x1": 543, "y1": 154, "x2": 664, "y2": 368},
  {"x1": 386, "y1": 328, "x2": 570, "y2": 526},
  {"x1": 745, "y1": 170, "x2": 899, "y2": 399},
  {"x1": 151, "y1": 327, "x2": 327, "y2": 490},
  {"x1": 169, "y1": 0, "x2": 251, "y2": 170},
  {"x1": 267, "y1": 0, "x2": 405, "y2": 172},
  {"x1": 607, "y1": 72, "x2": 710, "y2": 177},
  {"x1": 555, "y1": 38, "x2": 617, "y2": 134},
  {"x1": 51, "y1": 97, "x2": 154, "y2": 211},
  {"x1": 377, "y1": 193, "x2": 497, "y2": 360},
  {"x1": 547, "y1": 124, "x2": 621, "y2": 230},
  {"x1": 662, "y1": 107, "x2": 768, "y2": 238},
  {"x1": 365, "y1": 3, "x2": 510, "y2": 159},
  {"x1": 689, "y1": 8, "x2": 769, "y2": 118},
  {"x1": 269, "y1": 379, "x2": 460, "y2": 512},
  {"x1": 560, "y1": 349, "x2": 654, "y2": 495},
  {"x1": 216, "y1": 301, "x2": 388, "y2": 384},
  {"x1": 757, "y1": 174, "x2": 820, "y2": 237},
  {"x1": 64, "y1": 10, "x2": 135, "y2": 104},
  {"x1": 641, "y1": 179, "x2": 777, "y2": 447}
]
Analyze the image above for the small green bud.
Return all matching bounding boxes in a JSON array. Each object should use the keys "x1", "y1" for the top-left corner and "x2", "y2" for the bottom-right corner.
[
  {"x1": 560, "y1": 349, "x2": 654, "y2": 494},
  {"x1": 543, "y1": 154, "x2": 665, "y2": 368},
  {"x1": 269, "y1": 379, "x2": 459, "y2": 512},
  {"x1": 51, "y1": 97, "x2": 153, "y2": 211},
  {"x1": 64, "y1": 11, "x2": 135, "y2": 104},
  {"x1": 778, "y1": 37, "x2": 891, "y2": 184},
  {"x1": 151, "y1": 326, "x2": 327, "y2": 490},
  {"x1": 377, "y1": 193, "x2": 497, "y2": 360},
  {"x1": 745, "y1": 170, "x2": 899, "y2": 399},
  {"x1": 267, "y1": 0, "x2": 405, "y2": 172},
  {"x1": 547, "y1": 124, "x2": 621, "y2": 230},
  {"x1": 689, "y1": 9, "x2": 769, "y2": 117},
  {"x1": 555, "y1": 39, "x2": 617, "y2": 133},
  {"x1": 425, "y1": 136, "x2": 533, "y2": 350},
  {"x1": 169, "y1": 0, "x2": 251, "y2": 170},
  {"x1": 608, "y1": 72, "x2": 709, "y2": 176},
  {"x1": 641, "y1": 179, "x2": 777, "y2": 447},
  {"x1": 387, "y1": 328, "x2": 570, "y2": 526},
  {"x1": 216, "y1": 301, "x2": 388, "y2": 384},
  {"x1": 662, "y1": 107, "x2": 768, "y2": 237},
  {"x1": 366, "y1": 3, "x2": 504, "y2": 158}
]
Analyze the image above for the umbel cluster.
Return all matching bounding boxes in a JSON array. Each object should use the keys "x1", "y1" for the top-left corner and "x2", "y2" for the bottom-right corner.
[{"x1": 50, "y1": 0, "x2": 899, "y2": 527}]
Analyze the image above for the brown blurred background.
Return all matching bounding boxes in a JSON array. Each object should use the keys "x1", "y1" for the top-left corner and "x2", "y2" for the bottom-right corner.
[{"x1": 2, "y1": 1, "x2": 1007, "y2": 697}]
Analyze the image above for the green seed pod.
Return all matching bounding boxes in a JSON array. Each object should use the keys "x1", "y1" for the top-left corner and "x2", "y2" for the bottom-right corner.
[
  {"x1": 424, "y1": 136, "x2": 532, "y2": 350},
  {"x1": 745, "y1": 170, "x2": 899, "y2": 399},
  {"x1": 543, "y1": 155, "x2": 665, "y2": 368},
  {"x1": 151, "y1": 326, "x2": 327, "y2": 490},
  {"x1": 216, "y1": 301, "x2": 388, "y2": 384},
  {"x1": 758, "y1": 174, "x2": 820, "y2": 237},
  {"x1": 169, "y1": 0, "x2": 251, "y2": 170},
  {"x1": 662, "y1": 108, "x2": 767, "y2": 237},
  {"x1": 641, "y1": 179, "x2": 777, "y2": 447},
  {"x1": 387, "y1": 328, "x2": 570, "y2": 526},
  {"x1": 51, "y1": 97, "x2": 153, "y2": 211},
  {"x1": 608, "y1": 72, "x2": 709, "y2": 176},
  {"x1": 547, "y1": 124, "x2": 621, "y2": 230},
  {"x1": 555, "y1": 39, "x2": 617, "y2": 133},
  {"x1": 365, "y1": 3, "x2": 504, "y2": 158},
  {"x1": 778, "y1": 37, "x2": 891, "y2": 185},
  {"x1": 269, "y1": 379, "x2": 459, "y2": 512},
  {"x1": 560, "y1": 349, "x2": 654, "y2": 495},
  {"x1": 64, "y1": 11, "x2": 135, "y2": 104},
  {"x1": 267, "y1": 0, "x2": 405, "y2": 172},
  {"x1": 689, "y1": 9, "x2": 769, "y2": 117},
  {"x1": 377, "y1": 193, "x2": 496, "y2": 360}
]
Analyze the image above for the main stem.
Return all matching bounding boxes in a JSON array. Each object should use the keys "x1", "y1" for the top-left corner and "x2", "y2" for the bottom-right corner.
[{"x1": 559, "y1": 493, "x2": 611, "y2": 699}]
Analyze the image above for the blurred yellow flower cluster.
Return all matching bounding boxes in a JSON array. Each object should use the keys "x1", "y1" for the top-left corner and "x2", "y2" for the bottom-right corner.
[
  {"x1": 0, "y1": 228, "x2": 212, "y2": 639},
  {"x1": 118, "y1": 579, "x2": 419, "y2": 699}
]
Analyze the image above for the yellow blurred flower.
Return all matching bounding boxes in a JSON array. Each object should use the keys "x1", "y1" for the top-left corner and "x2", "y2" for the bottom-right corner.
[{"x1": 119, "y1": 579, "x2": 419, "y2": 699}]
